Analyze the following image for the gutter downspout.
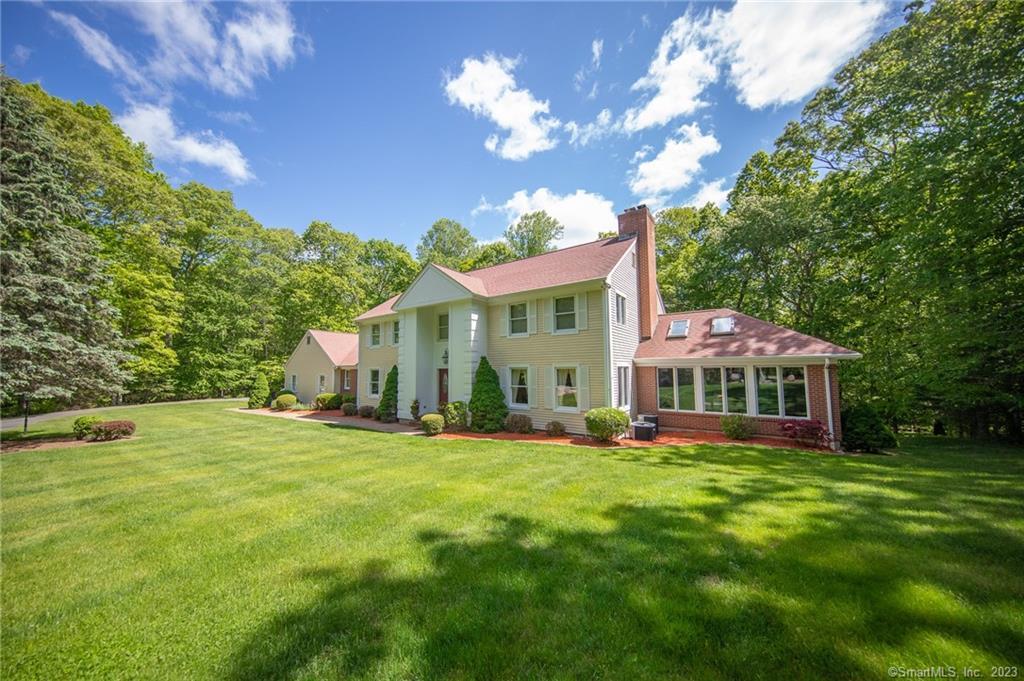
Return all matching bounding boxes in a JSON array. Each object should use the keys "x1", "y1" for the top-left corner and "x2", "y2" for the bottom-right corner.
[{"x1": 824, "y1": 358, "x2": 837, "y2": 450}]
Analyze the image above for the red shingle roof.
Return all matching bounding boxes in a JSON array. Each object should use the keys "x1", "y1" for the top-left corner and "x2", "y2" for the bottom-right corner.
[
  {"x1": 355, "y1": 236, "x2": 636, "y2": 320},
  {"x1": 635, "y1": 309, "x2": 859, "y2": 360},
  {"x1": 309, "y1": 330, "x2": 359, "y2": 366}
]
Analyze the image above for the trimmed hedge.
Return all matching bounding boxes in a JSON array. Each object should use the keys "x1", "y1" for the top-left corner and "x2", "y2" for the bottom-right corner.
[
  {"x1": 421, "y1": 413, "x2": 444, "y2": 436},
  {"x1": 468, "y1": 356, "x2": 507, "y2": 433},
  {"x1": 358, "y1": 405, "x2": 376, "y2": 418},
  {"x1": 91, "y1": 420, "x2": 135, "y2": 441},
  {"x1": 842, "y1": 404, "x2": 898, "y2": 452},
  {"x1": 721, "y1": 414, "x2": 756, "y2": 440},
  {"x1": 585, "y1": 407, "x2": 630, "y2": 442},
  {"x1": 341, "y1": 402, "x2": 358, "y2": 416},
  {"x1": 73, "y1": 415, "x2": 102, "y2": 440},
  {"x1": 546, "y1": 420, "x2": 566, "y2": 437},
  {"x1": 504, "y1": 413, "x2": 533, "y2": 434},
  {"x1": 341, "y1": 394, "x2": 357, "y2": 405},
  {"x1": 377, "y1": 366, "x2": 399, "y2": 422},
  {"x1": 314, "y1": 393, "x2": 341, "y2": 410},
  {"x1": 442, "y1": 401, "x2": 468, "y2": 431},
  {"x1": 273, "y1": 394, "x2": 297, "y2": 410},
  {"x1": 248, "y1": 373, "x2": 269, "y2": 409}
]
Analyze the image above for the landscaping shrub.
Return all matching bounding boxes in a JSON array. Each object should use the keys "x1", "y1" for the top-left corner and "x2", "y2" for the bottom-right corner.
[
  {"x1": 442, "y1": 401, "x2": 468, "y2": 431},
  {"x1": 341, "y1": 394, "x2": 357, "y2": 405},
  {"x1": 276, "y1": 389, "x2": 296, "y2": 397},
  {"x1": 314, "y1": 393, "x2": 340, "y2": 410},
  {"x1": 468, "y1": 357, "x2": 507, "y2": 433},
  {"x1": 342, "y1": 402, "x2": 358, "y2": 416},
  {"x1": 421, "y1": 413, "x2": 444, "y2": 436},
  {"x1": 73, "y1": 415, "x2": 102, "y2": 440},
  {"x1": 780, "y1": 419, "x2": 832, "y2": 448},
  {"x1": 842, "y1": 404, "x2": 898, "y2": 452},
  {"x1": 721, "y1": 414, "x2": 756, "y2": 440},
  {"x1": 504, "y1": 413, "x2": 533, "y2": 434},
  {"x1": 377, "y1": 366, "x2": 399, "y2": 422},
  {"x1": 273, "y1": 394, "x2": 297, "y2": 410},
  {"x1": 410, "y1": 399, "x2": 421, "y2": 421},
  {"x1": 248, "y1": 373, "x2": 269, "y2": 409},
  {"x1": 585, "y1": 407, "x2": 630, "y2": 442},
  {"x1": 90, "y1": 420, "x2": 135, "y2": 441},
  {"x1": 546, "y1": 420, "x2": 566, "y2": 437},
  {"x1": 358, "y1": 405, "x2": 375, "y2": 418}
]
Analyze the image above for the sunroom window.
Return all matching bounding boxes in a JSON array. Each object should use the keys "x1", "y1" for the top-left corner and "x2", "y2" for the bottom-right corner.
[{"x1": 703, "y1": 367, "x2": 724, "y2": 413}]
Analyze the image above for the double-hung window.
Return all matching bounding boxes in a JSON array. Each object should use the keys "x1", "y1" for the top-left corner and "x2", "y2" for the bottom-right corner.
[
  {"x1": 290, "y1": 374, "x2": 297, "y2": 392},
  {"x1": 555, "y1": 367, "x2": 578, "y2": 409},
  {"x1": 343, "y1": 370, "x2": 351, "y2": 391},
  {"x1": 370, "y1": 324, "x2": 381, "y2": 347},
  {"x1": 617, "y1": 366, "x2": 630, "y2": 407},
  {"x1": 509, "y1": 303, "x2": 528, "y2": 336},
  {"x1": 369, "y1": 369, "x2": 380, "y2": 397},
  {"x1": 318, "y1": 375, "x2": 326, "y2": 393},
  {"x1": 615, "y1": 294, "x2": 626, "y2": 325},
  {"x1": 553, "y1": 296, "x2": 576, "y2": 332},
  {"x1": 438, "y1": 314, "x2": 449, "y2": 341},
  {"x1": 509, "y1": 367, "x2": 529, "y2": 407},
  {"x1": 392, "y1": 320, "x2": 400, "y2": 345}
]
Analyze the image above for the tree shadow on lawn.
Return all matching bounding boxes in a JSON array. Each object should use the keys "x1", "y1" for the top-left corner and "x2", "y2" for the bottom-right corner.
[{"x1": 227, "y1": 456, "x2": 1024, "y2": 680}]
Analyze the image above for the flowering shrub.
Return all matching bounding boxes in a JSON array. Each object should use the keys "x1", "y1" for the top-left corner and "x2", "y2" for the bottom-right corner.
[
  {"x1": 779, "y1": 419, "x2": 831, "y2": 448},
  {"x1": 90, "y1": 420, "x2": 136, "y2": 441}
]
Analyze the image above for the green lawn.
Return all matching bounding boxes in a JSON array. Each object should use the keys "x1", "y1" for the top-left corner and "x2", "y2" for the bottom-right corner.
[{"x1": 2, "y1": 401, "x2": 1022, "y2": 680}]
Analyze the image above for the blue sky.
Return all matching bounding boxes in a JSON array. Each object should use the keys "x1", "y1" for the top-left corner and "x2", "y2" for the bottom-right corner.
[{"x1": 2, "y1": 1, "x2": 900, "y2": 249}]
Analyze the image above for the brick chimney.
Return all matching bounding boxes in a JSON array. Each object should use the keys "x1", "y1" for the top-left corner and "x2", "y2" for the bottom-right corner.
[{"x1": 617, "y1": 205, "x2": 659, "y2": 340}]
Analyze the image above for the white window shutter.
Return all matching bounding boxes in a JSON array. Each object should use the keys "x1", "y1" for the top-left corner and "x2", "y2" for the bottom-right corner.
[
  {"x1": 527, "y1": 366, "x2": 537, "y2": 407},
  {"x1": 576, "y1": 293, "x2": 588, "y2": 330},
  {"x1": 546, "y1": 366, "x2": 555, "y2": 408},
  {"x1": 548, "y1": 298, "x2": 555, "y2": 334},
  {"x1": 497, "y1": 366, "x2": 508, "y2": 400},
  {"x1": 578, "y1": 365, "x2": 590, "y2": 411},
  {"x1": 500, "y1": 306, "x2": 508, "y2": 337},
  {"x1": 527, "y1": 300, "x2": 537, "y2": 335}
]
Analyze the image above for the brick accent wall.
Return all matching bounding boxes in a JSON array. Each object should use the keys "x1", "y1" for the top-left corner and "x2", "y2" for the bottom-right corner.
[
  {"x1": 617, "y1": 206, "x2": 659, "y2": 340},
  {"x1": 635, "y1": 364, "x2": 843, "y2": 443}
]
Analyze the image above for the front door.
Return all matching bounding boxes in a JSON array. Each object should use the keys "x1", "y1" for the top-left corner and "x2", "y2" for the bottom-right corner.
[{"x1": 438, "y1": 369, "x2": 448, "y2": 405}]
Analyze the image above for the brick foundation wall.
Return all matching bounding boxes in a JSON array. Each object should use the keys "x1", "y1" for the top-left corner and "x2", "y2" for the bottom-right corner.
[{"x1": 635, "y1": 364, "x2": 843, "y2": 443}]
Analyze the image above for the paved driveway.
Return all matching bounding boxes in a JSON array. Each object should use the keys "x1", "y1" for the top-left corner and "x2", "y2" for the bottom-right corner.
[{"x1": 1, "y1": 398, "x2": 243, "y2": 431}]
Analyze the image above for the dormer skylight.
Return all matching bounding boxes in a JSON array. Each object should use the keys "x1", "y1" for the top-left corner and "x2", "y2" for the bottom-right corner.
[
  {"x1": 667, "y1": 319, "x2": 690, "y2": 338},
  {"x1": 710, "y1": 316, "x2": 736, "y2": 335}
]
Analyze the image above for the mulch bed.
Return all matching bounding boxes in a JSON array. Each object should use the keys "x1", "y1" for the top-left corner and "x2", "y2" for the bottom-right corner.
[
  {"x1": 436, "y1": 429, "x2": 825, "y2": 451},
  {"x1": 1, "y1": 437, "x2": 134, "y2": 454}
]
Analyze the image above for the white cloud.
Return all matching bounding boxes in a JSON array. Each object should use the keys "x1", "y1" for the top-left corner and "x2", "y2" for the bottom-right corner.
[
  {"x1": 116, "y1": 104, "x2": 253, "y2": 183},
  {"x1": 629, "y1": 122, "x2": 720, "y2": 200},
  {"x1": 444, "y1": 54, "x2": 561, "y2": 161},
  {"x1": 48, "y1": 10, "x2": 149, "y2": 90},
  {"x1": 476, "y1": 188, "x2": 617, "y2": 247},
  {"x1": 591, "y1": 39, "x2": 603, "y2": 68},
  {"x1": 622, "y1": 13, "x2": 718, "y2": 132},
  {"x1": 52, "y1": 1, "x2": 307, "y2": 98},
  {"x1": 688, "y1": 178, "x2": 730, "y2": 209},
  {"x1": 565, "y1": 108, "x2": 616, "y2": 147},
  {"x1": 208, "y1": 110, "x2": 257, "y2": 129},
  {"x1": 630, "y1": 145, "x2": 654, "y2": 164},
  {"x1": 717, "y1": 1, "x2": 886, "y2": 109},
  {"x1": 9, "y1": 44, "x2": 33, "y2": 66}
]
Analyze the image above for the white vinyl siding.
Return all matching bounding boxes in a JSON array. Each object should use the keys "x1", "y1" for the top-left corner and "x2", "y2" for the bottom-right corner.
[{"x1": 607, "y1": 244, "x2": 639, "y2": 416}]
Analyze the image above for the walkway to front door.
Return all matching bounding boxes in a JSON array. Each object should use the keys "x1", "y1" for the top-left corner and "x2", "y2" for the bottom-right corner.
[{"x1": 438, "y1": 369, "x2": 448, "y2": 405}]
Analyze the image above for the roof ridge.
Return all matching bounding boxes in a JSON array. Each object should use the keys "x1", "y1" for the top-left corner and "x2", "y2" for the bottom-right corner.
[{"x1": 466, "y1": 234, "x2": 632, "y2": 275}]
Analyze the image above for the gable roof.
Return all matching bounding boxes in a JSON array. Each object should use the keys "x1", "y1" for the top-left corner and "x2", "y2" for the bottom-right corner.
[
  {"x1": 635, "y1": 309, "x2": 859, "y2": 360},
  {"x1": 308, "y1": 329, "x2": 360, "y2": 366},
  {"x1": 354, "y1": 235, "x2": 636, "y2": 321}
]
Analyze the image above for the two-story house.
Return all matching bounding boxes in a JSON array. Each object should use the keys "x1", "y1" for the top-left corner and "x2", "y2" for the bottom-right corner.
[{"x1": 353, "y1": 205, "x2": 859, "y2": 442}]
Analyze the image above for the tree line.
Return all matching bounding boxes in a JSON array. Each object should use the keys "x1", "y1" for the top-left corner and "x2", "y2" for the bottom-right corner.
[
  {"x1": 653, "y1": 0, "x2": 1022, "y2": 440},
  {"x1": 0, "y1": 74, "x2": 565, "y2": 413},
  {"x1": 2, "y1": 0, "x2": 1020, "y2": 439}
]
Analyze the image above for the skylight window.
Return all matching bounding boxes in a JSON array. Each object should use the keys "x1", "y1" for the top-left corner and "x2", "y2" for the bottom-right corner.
[
  {"x1": 710, "y1": 316, "x2": 736, "y2": 335},
  {"x1": 667, "y1": 319, "x2": 690, "y2": 338}
]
